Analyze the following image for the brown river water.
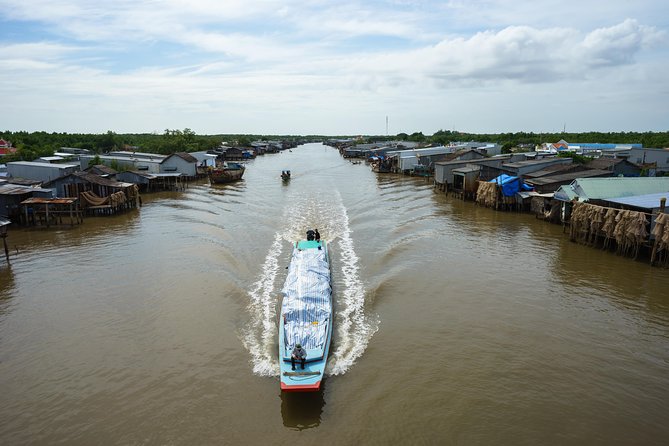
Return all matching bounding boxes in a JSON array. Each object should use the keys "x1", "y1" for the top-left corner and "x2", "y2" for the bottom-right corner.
[{"x1": 1, "y1": 143, "x2": 668, "y2": 445}]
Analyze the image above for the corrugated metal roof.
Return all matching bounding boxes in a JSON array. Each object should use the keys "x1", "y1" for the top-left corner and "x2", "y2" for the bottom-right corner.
[
  {"x1": 21, "y1": 197, "x2": 77, "y2": 205},
  {"x1": 524, "y1": 163, "x2": 582, "y2": 178},
  {"x1": 452, "y1": 165, "x2": 481, "y2": 174},
  {"x1": 7, "y1": 161, "x2": 79, "y2": 168},
  {"x1": 504, "y1": 158, "x2": 566, "y2": 168},
  {"x1": 573, "y1": 177, "x2": 669, "y2": 201},
  {"x1": 585, "y1": 158, "x2": 624, "y2": 169},
  {"x1": 554, "y1": 186, "x2": 579, "y2": 202},
  {"x1": 86, "y1": 164, "x2": 118, "y2": 175},
  {"x1": 518, "y1": 191, "x2": 554, "y2": 199},
  {"x1": 172, "y1": 152, "x2": 198, "y2": 163},
  {"x1": 525, "y1": 169, "x2": 611, "y2": 186},
  {"x1": 556, "y1": 177, "x2": 669, "y2": 202},
  {"x1": 68, "y1": 172, "x2": 134, "y2": 188},
  {"x1": 124, "y1": 171, "x2": 157, "y2": 179},
  {"x1": 605, "y1": 192, "x2": 669, "y2": 211},
  {"x1": 0, "y1": 184, "x2": 52, "y2": 195}
]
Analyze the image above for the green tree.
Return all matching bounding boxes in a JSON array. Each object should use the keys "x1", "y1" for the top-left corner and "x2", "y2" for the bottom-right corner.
[{"x1": 98, "y1": 131, "x2": 118, "y2": 152}]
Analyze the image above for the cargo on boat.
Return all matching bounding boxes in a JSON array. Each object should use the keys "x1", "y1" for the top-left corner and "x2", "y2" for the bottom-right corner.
[{"x1": 279, "y1": 234, "x2": 332, "y2": 392}]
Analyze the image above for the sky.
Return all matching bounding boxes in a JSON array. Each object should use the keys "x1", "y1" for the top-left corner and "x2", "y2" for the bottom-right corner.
[{"x1": 0, "y1": 0, "x2": 668, "y2": 136}]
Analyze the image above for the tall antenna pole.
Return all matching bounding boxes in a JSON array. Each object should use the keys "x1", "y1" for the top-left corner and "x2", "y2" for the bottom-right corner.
[{"x1": 386, "y1": 116, "x2": 388, "y2": 137}]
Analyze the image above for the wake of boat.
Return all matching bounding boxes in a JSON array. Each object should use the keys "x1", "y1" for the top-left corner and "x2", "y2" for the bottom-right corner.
[
  {"x1": 242, "y1": 189, "x2": 378, "y2": 377},
  {"x1": 241, "y1": 230, "x2": 284, "y2": 376},
  {"x1": 327, "y1": 193, "x2": 379, "y2": 375}
]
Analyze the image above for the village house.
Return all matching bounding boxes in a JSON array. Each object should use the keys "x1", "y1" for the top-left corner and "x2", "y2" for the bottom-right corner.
[
  {"x1": 6, "y1": 161, "x2": 80, "y2": 183},
  {"x1": 627, "y1": 147, "x2": 669, "y2": 175},
  {"x1": 160, "y1": 152, "x2": 198, "y2": 178},
  {"x1": 43, "y1": 171, "x2": 140, "y2": 216},
  {"x1": 0, "y1": 139, "x2": 17, "y2": 157},
  {"x1": 583, "y1": 158, "x2": 642, "y2": 177},
  {"x1": 0, "y1": 183, "x2": 54, "y2": 223}
]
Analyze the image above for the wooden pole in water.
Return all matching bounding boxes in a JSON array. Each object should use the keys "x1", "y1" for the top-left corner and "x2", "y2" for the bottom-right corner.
[
  {"x1": 1, "y1": 224, "x2": 8, "y2": 263},
  {"x1": 650, "y1": 197, "x2": 667, "y2": 266},
  {"x1": 2, "y1": 234, "x2": 8, "y2": 263}
]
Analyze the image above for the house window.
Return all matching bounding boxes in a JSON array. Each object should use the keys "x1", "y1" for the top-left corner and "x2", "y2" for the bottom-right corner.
[
  {"x1": 163, "y1": 166, "x2": 177, "y2": 172},
  {"x1": 137, "y1": 165, "x2": 149, "y2": 171}
]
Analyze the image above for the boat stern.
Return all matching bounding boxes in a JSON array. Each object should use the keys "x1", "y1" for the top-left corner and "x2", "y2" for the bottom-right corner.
[{"x1": 280, "y1": 366, "x2": 323, "y2": 392}]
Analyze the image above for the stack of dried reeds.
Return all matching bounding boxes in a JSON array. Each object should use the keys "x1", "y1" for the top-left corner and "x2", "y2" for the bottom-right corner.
[
  {"x1": 613, "y1": 210, "x2": 648, "y2": 258},
  {"x1": 569, "y1": 202, "x2": 606, "y2": 245},
  {"x1": 569, "y1": 201, "x2": 649, "y2": 257},
  {"x1": 651, "y1": 213, "x2": 669, "y2": 266},
  {"x1": 475, "y1": 181, "x2": 497, "y2": 208}
]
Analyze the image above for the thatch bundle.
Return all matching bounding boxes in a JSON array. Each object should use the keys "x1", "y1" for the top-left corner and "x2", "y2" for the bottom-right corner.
[
  {"x1": 651, "y1": 213, "x2": 669, "y2": 266},
  {"x1": 108, "y1": 191, "x2": 127, "y2": 207},
  {"x1": 476, "y1": 181, "x2": 498, "y2": 208},
  {"x1": 569, "y1": 202, "x2": 605, "y2": 245},
  {"x1": 80, "y1": 190, "x2": 127, "y2": 208},
  {"x1": 531, "y1": 197, "x2": 560, "y2": 221},
  {"x1": 613, "y1": 210, "x2": 648, "y2": 257},
  {"x1": 569, "y1": 201, "x2": 649, "y2": 257},
  {"x1": 80, "y1": 190, "x2": 108, "y2": 206}
]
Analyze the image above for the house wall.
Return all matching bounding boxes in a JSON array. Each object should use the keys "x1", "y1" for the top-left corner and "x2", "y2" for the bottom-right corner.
[
  {"x1": 505, "y1": 158, "x2": 573, "y2": 177},
  {"x1": 435, "y1": 157, "x2": 512, "y2": 185},
  {"x1": 613, "y1": 162, "x2": 642, "y2": 177},
  {"x1": 116, "y1": 172, "x2": 151, "y2": 185},
  {"x1": 160, "y1": 157, "x2": 197, "y2": 176},
  {"x1": 80, "y1": 156, "x2": 162, "y2": 174},
  {"x1": 7, "y1": 162, "x2": 79, "y2": 183},
  {"x1": 629, "y1": 148, "x2": 669, "y2": 173}
]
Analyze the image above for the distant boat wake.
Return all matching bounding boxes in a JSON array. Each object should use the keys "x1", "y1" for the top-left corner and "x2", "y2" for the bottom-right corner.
[{"x1": 242, "y1": 188, "x2": 378, "y2": 377}]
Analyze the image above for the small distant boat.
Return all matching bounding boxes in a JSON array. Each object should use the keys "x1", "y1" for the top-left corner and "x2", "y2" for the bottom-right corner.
[
  {"x1": 279, "y1": 237, "x2": 332, "y2": 392},
  {"x1": 281, "y1": 170, "x2": 291, "y2": 181},
  {"x1": 209, "y1": 162, "x2": 245, "y2": 184}
]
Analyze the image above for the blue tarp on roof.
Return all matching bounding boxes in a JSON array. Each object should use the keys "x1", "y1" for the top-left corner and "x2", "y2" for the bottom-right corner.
[{"x1": 490, "y1": 174, "x2": 533, "y2": 196}]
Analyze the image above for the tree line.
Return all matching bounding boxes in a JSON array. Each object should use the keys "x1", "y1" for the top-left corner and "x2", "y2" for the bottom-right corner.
[
  {"x1": 0, "y1": 129, "x2": 274, "y2": 163},
  {"x1": 389, "y1": 130, "x2": 669, "y2": 150},
  {"x1": 2, "y1": 128, "x2": 668, "y2": 163}
]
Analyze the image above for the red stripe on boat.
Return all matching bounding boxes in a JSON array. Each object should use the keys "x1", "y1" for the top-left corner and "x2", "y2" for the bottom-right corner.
[{"x1": 281, "y1": 381, "x2": 321, "y2": 392}]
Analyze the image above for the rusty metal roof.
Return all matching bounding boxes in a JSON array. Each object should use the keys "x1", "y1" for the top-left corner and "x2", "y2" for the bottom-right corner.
[
  {"x1": 72, "y1": 171, "x2": 135, "y2": 187},
  {"x1": 20, "y1": 197, "x2": 78, "y2": 205},
  {"x1": 0, "y1": 184, "x2": 52, "y2": 195},
  {"x1": 525, "y1": 169, "x2": 612, "y2": 186}
]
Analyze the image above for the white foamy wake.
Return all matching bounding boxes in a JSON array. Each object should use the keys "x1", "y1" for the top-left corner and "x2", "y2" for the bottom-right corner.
[
  {"x1": 242, "y1": 230, "x2": 284, "y2": 376},
  {"x1": 243, "y1": 189, "x2": 378, "y2": 376},
  {"x1": 327, "y1": 193, "x2": 379, "y2": 375}
]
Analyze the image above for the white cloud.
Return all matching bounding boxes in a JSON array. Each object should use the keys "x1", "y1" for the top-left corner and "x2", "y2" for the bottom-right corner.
[{"x1": 0, "y1": 1, "x2": 667, "y2": 133}]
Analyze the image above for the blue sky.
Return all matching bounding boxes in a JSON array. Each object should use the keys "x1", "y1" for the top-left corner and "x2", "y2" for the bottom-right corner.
[{"x1": 1, "y1": 0, "x2": 668, "y2": 135}]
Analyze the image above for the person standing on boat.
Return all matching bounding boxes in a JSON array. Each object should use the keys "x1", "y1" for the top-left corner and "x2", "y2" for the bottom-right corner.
[
  {"x1": 291, "y1": 343, "x2": 307, "y2": 370},
  {"x1": 306, "y1": 230, "x2": 315, "y2": 241},
  {"x1": 314, "y1": 229, "x2": 320, "y2": 242}
]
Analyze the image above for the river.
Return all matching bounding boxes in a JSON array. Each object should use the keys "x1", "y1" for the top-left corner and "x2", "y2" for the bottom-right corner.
[{"x1": 1, "y1": 143, "x2": 668, "y2": 445}]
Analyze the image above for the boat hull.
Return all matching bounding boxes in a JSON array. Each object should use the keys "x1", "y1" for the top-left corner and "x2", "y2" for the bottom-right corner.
[
  {"x1": 279, "y1": 240, "x2": 332, "y2": 392},
  {"x1": 209, "y1": 164, "x2": 245, "y2": 184}
]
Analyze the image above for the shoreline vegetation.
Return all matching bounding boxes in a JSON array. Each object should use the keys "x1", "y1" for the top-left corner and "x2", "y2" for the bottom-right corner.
[{"x1": 1, "y1": 129, "x2": 669, "y2": 163}]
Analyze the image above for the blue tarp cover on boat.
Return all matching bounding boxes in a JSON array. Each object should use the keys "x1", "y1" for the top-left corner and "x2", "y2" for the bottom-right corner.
[
  {"x1": 490, "y1": 174, "x2": 533, "y2": 196},
  {"x1": 281, "y1": 246, "x2": 331, "y2": 351}
]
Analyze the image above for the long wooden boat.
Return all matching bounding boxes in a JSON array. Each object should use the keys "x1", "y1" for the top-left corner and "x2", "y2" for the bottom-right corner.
[
  {"x1": 279, "y1": 238, "x2": 333, "y2": 392},
  {"x1": 209, "y1": 162, "x2": 245, "y2": 184}
]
